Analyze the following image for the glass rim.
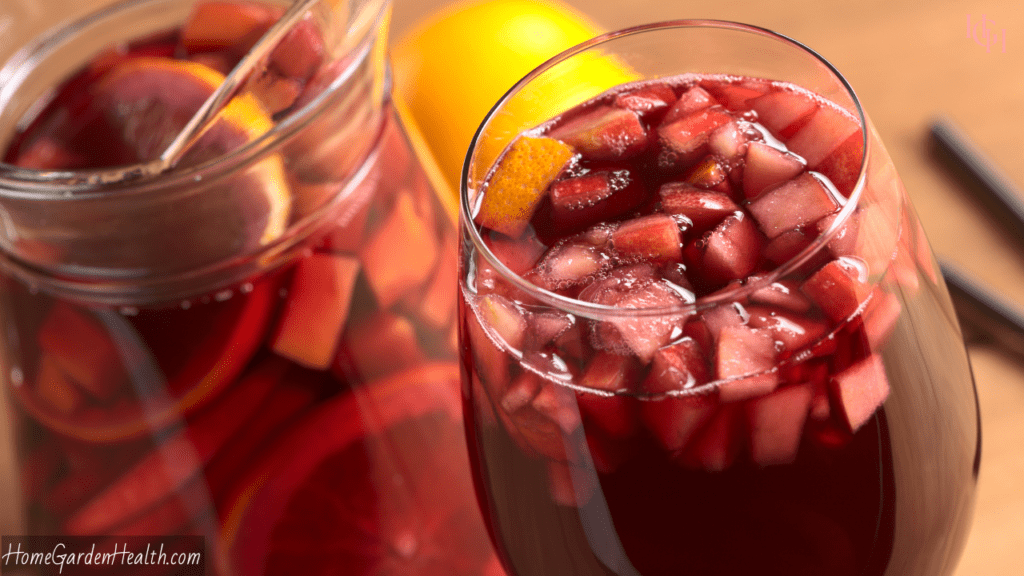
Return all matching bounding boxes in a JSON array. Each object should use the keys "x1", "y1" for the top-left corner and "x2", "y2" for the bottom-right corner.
[
  {"x1": 0, "y1": 0, "x2": 388, "y2": 201},
  {"x1": 460, "y1": 18, "x2": 869, "y2": 319}
]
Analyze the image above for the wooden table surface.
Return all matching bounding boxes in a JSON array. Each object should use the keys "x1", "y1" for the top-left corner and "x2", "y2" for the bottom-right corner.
[{"x1": 2, "y1": 0, "x2": 1022, "y2": 574}]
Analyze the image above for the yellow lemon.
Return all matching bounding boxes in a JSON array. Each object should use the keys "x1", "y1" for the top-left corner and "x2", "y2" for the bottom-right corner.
[{"x1": 392, "y1": 0, "x2": 636, "y2": 197}]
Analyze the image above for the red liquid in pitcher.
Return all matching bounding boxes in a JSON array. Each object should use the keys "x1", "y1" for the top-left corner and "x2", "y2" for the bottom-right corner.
[
  {"x1": 2, "y1": 2, "x2": 497, "y2": 575},
  {"x1": 462, "y1": 75, "x2": 979, "y2": 575}
]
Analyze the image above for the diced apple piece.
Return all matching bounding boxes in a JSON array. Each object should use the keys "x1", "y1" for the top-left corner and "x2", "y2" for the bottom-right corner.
[
  {"x1": 700, "y1": 302, "x2": 749, "y2": 341},
  {"x1": 746, "y1": 306, "x2": 828, "y2": 353},
  {"x1": 269, "y1": 17, "x2": 324, "y2": 80},
  {"x1": 591, "y1": 281, "x2": 687, "y2": 363},
  {"x1": 657, "y1": 109, "x2": 733, "y2": 170},
  {"x1": 534, "y1": 240, "x2": 612, "y2": 290},
  {"x1": 748, "y1": 173, "x2": 840, "y2": 239},
  {"x1": 678, "y1": 405, "x2": 742, "y2": 472},
  {"x1": 662, "y1": 86, "x2": 714, "y2": 124},
  {"x1": 38, "y1": 303, "x2": 126, "y2": 400},
  {"x1": 271, "y1": 254, "x2": 359, "y2": 370},
  {"x1": 801, "y1": 257, "x2": 872, "y2": 322},
  {"x1": 475, "y1": 136, "x2": 575, "y2": 236},
  {"x1": 361, "y1": 192, "x2": 440, "y2": 307},
  {"x1": 547, "y1": 461, "x2": 595, "y2": 508},
  {"x1": 464, "y1": 297, "x2": 511, "y2": 399},
  {"x1": 338, "y1": 311, "x2": 425, "y2": 381},
  {"x1": 642, "y1": 339, "x2": 714, "y2": 454},
  {"x1": 747, "y1": 383, "x2": 813, "y2": 466},
  {"x1": 750, "y1": 89, "x2": 818, "y2": 138},
  {"x1": 484, "y1": 228, "x2": 547, "y2": 276},
  {"x1": 688, "y1": 212, "x2": 764, "y2": 285},
  {"x1": 708, "y1": 121, "x2": 749, "y2": 161},
  {"x1": 763, "y1": 228, "x2": 815, "y2": 265},
  {"x1": 716, "y1": 325, "x2": 779, "y2": 402},
  {"x1": 707, "y1": 80, "x2": 769, "y2": 110},
  {"x1": 548, "y1": 169, "x2": 647, "y2": 233},
  {"x1": 817, "y1": 210, "x2": 859, "y2": 258},
  {"x1": 742, "y1": 141, "x2": 805, "y2": 199},
  {"x1": 659, "y1": 183, "x2": 739, "y2": 231},
  {"x1": 831, "y1": 354, "x2": 890, "y2": 432},
  {"x1": 612, "y1": 214, "x2": 683, "y2": 263},
  {"x1": 815, "y1": 131, "x2": 865, "y2": 195},
  {"x1": 181, "y1": 1, "x2": 278, "y2": 56},
  {"x1": 35, "y1": 356, "x2": 84, "y2": 415},
  {"x1": 683, "y1": 156, "x2": 730, "y2": 191},
  {"x1": 549, "y1": 105, "x2": 648, "y2": 161},
  {"x1": 410, "y1": 232, "x2": 459, "y2": 330},
  {"x1": 577, "y1": 353, "x2": 641, "y2": 437},
  {"x1": 786, "y1": 103, "x2": 861, "y2": 168},
  {"x1": 747, "y1": 275, "x2": 813, "y2": 313},
  {"x1": 501, "y1": 371, "x2": 541, "y2": 414},
  {"x1": 614, "y1": 83, "x2": 677, "y2": 118},
  {"x1": 476, "y1": 293, "x2": 528, "y2": 352},
  {"x1": 526, "y1": 310, "x2": 574, "y2": 349},
  {"x1": 645, "y1": 338, "x2": 710, "y2": 394}
]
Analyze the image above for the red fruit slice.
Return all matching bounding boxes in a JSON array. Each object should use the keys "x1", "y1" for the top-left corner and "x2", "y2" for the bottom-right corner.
[
  {"x1": 742, "y1": 141, "x2": 805, "y2": 200},
  {"x1": 747, "y1": 382, "x2": 813, "y2": 466},
  {"x1": 683, "y1": 156, "x2": 730, "y2": 191},
  {"x1": 659, "y1": 184, "x2": 739, "y2": 231},
  {"x1": 749, "y1": 89, "x2": 818, "y2": 138},
  {"x1": 762, "y1": 227, "x2": 815, "y2": 265},
  {"x1": 63, "y1": 357, "x2": 285, "y2": 535},
  {"x1": 268, "y1": 17, "x2": 325, "y2": 81},
  {"x1": 534, "y1": 239, "x2": 612, "y2": 290},
  {"x1": 475, "y1": 293, "x2": 528, "y2": 352},
  {"x1": 708, "y1": 121, "x2": 749, "y2": 162},
  {"x1": 15, "y1": 279, "x2": 277, "y2": 443},
  {"x1": 814, "y1": 131, "x2": 865, "y2": 195},
  {"x1": 548, "y1": 169, "x2": 647, "y2": 233},
  {"x1": 271, "y1": 254, "x2": 360, "y2": 370},
  {"x1": 181, "y1": 1, "x2": 279, "y2": 56},
  {"x1": 746, "y1": 306, "x2": 829, "y2": 354},
  {"x1": 706, "y1": 80, "x2": 769, "y2": 110},
  {"x1": 662, "y1": 86, "x2": 714, "y2": 124},
  {"x1": 223, "y1": 363, "x2": 497, "y2": 576},
  {"x1": 686, "y1": 213, "x2": 763, "y2": 286},
  {"x1": 657, "y1": 108, "x2": 733, "y2": 169},
  {"x1": 801, "y1": 257, "x2": 872, "y2": 322},
  {"x1": 38, "y1": 302, "x2": 127, "y2": 400},
  {"x1": 338, "y1": 311, "x2": 427, "y2": 382},
  {"x1": 614, "y1": 83, "x2": 677, "y2": 118},
  {"x1": 577, "y1": 353, "x2": 641, "y2": 437},
  {"x1": 550, "y1": 105, "x2": 649, "y2": 161},
  {"x1": 699, "y1": 302, "x2": 749, "y2": 341},
  {"x1": 816, "y1": 210, "x2": 859, "y2": 258},
  {"x1": 677, "y1": 404, "x2": 742, "y2": 472},
  {"x1": 500, "y1": 371, "x2": 541, "y2": 414},
  {"x1": 785, "y1": 103, "x2": 861, "y2": 168},
  {"x1": 361, "y1": 191, "x2": 440, "y2": 308},
  {"x1": 640, "y1": 338, "x2": 715, "y2": 453},
  {"x1": 831, "y1": 354, "x2": 890, "y2": 432},
  {"x1": 645, "y1": 338, "x2": 711, "y2": 394},
  {"x1": 474, "y1": 136, "x2": 575, "y2": 237},
  {"x1": 532, "y1": 380, "x2": 583, "y2": 435},
  {"x1": 464, "y1": 296, "x2": 511, "y2": 399},
  {"x1": 525, "y1": 310, "x2": 574, "y2": 349},
  {"x1": 747, "y1": 276, "x2": 813, "y2": 313},
  {"x1": 747, "y1": 173, "x2": 840, "y2": 239},
  {"x1": 715, "y1": 325, "x2": 779, "y2": 402},
  {"x1": 589, "y1": 281, "x2": 687, "y2": 363},
  {"x1": 612, "y1": 214, "x2": 683, "y2": 263}
]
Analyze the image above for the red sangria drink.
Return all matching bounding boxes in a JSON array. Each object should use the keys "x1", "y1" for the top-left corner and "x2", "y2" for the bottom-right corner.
[
  {"x1": 0, "y1": 1, "x2": 499, "y2": 574},
  {"x1": 460, "y1": 21, "x2": 979, "y2": 576}
]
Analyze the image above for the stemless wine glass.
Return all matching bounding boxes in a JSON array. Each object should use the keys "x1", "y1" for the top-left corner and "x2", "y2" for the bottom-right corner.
[{"x1": 459, "y1": 20, "x2": 979, "y2": 576}]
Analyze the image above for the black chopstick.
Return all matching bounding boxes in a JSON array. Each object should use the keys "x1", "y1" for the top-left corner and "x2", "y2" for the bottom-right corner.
[
  {"x1": 941, "y1": 260, "x2": 1024, "y2": 360},
  {"x1": 930, "y1": 116, "x2": 1024, "y2": 245}
]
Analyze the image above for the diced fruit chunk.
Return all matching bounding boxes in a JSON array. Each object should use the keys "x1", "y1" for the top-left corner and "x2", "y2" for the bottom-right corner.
[
  {"x1": 612, "y1": 214, "x2": 683, "y2": 263},
  {"x1": 786, "y1": 103, "x2": 861, "y2": 167},
  {"x1": 271, "y1": 254, "x2": 359, "y2": 370},
  {"x1": 361, "y1": 192, "x2": 439, "y2": 307},
  {"x1": 747, "y1": 173, "x2": 839, "y2": 239},
  {"x1": 801, "y1": 257, "x2": 872, "y2": 322},
  {"x1": 831, "y1": 354, "x2": 890, "y2": 432},
  {"x1": 688, "y1": 213, "x2": 763, "y2": 284},
  {"x1": 747, "y1": 383, "x2": 813, "y2": 466},
  {"x1": 548, "y1": 169, "x2": 646, "y2": 233},
  {"x1": 339, "y1": 311, "x2": 426, "y2": 381},
  {"x1": 663, "y1": 86, "x2": 714, "y2": 123},
  {"x1": 659, "y1": 184, "x2": 739, "y2": 231},
  {"x1": 550, "y1": 106, "x2": 648, "y2": 161},
  {"x1": 750, "y1": 89, "x2": 818, "y2": 137},
  {"x1": 588, "y1": 280, "x2": 686, "y2": 363},
  {"x1": 578, "y1": 353, "x2": 641, "y2": 437},
  {"x1": 716, "y1": 325, "x2": 779, "y2": 402},
  {"x1": 742, "y1": 141, "x2": 805, "y2": 199},
  {"x1": 614, "y1": 83, "x2": 677, "y2": 117},
  {"x1": 38, "y1": 303, "x2": 126, "y2": 400},
  {"x1": 657, "y1": 108, "x2": 733, "y2": 168},
  {"x1": 181, "y1": 1, "x2": 278, "y2": 56},
  {"x1": 475, "y1": 136, "x2": 575, "y2": 236}
]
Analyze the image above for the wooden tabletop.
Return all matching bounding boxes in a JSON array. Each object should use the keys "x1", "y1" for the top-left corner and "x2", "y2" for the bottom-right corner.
[{"x1": 2, "y1": 0, "x2": 1022, "y2": 574}]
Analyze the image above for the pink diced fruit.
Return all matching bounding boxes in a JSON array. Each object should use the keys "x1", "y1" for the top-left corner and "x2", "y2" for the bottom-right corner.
[{"x1": 470, "y1": 74, "x2": 898, "y2": 474}]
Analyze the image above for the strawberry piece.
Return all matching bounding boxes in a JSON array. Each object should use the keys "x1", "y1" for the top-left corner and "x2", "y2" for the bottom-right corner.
[
  {"x1": 612, "y1": 214, "x2": 683, "y2": 263},
  {"x1": 657, "y1": 108, "x2": 733, "y2": 170},
  {"x1": 663, "y1": 86, "x2": 714, "y2": 124},
  {"x1": 361, "y1": 192, "x2": 440, "y2": 307},
  {"x1": 271, "y1": 253, "x2": 359, "y2": 370},
  {"x1": 747, "y1": 382, "x2": 813, "y2": 466},
  {"x1": 747, "y1": 173, "x2": 840, "y2": 239},
  {"x1": 683, "y1": 155, "x2": 730, "y2": 192},
  {"x1": 831, "y1": 354, "x2": 890, "y2": 432},
  {"x1": 785, "y1": 103, "x2": 861, "y2": 168},
  {"x1": 614, "y1": 83, "x2": 677, "y2": 119},
  {"x1": 578, "y1": 353, "x2": 641, "y2": 437},
  {"x1": 801, "y1": 258, "x2": 872, "y2": 322},
  {"x1": 474, "y1": 135, "x2": 575, "y2": 237},
  {"x1": 742, "y1": 141, "x2": 805, "y2": 199},
  {"x1": 549, "y1": 105, "x2": 649, "y2": 161},
  {"x1": 716, "y1": 325, "x2": 779, "y2": 402},
  {"x1": 534, "y1": 239, "x2": 612, "y2": 290},
  {"x1": 678, "y1": 404, "x2": 742, "y2": 471},
  {"x1": 589, "y1": 281, "x2": 687, "y2": 363},
  {"x1": 38, "y1": 303, "x2": 126, "y2": 400},
  {"x1": 708, "y1": 121, "x2": 749, "y2": 162},
  {"x1": 688, "y1": 212, "x2": 764, "y2": 285},
  {"x1": 815, "y1": 131, "x2": 865, "y2": 195},
  {"x1": 548, "y1": 169, "x2": 647, "y2": 234},
  {"x1": 35, "y1": 356, "x2": 85, "y2": 415},
  {"x1": 337, "y1": 311, "x2": 426, "y2": 381},
  {"x1": 746, "y1": 305, "x2": 829, "y2": 353},
  {"x1": 749, "y1": 89, "x2": 818, "y2": 138},
  {"x1": 747, "y1": 275, "x2": 813, "y2": 313},
  {"x1": 659, "y1": 183, "x2": 739, "y2": 231},
  {"x1": 63, "y1": 357, "x2": 285, "y2": 535}
]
